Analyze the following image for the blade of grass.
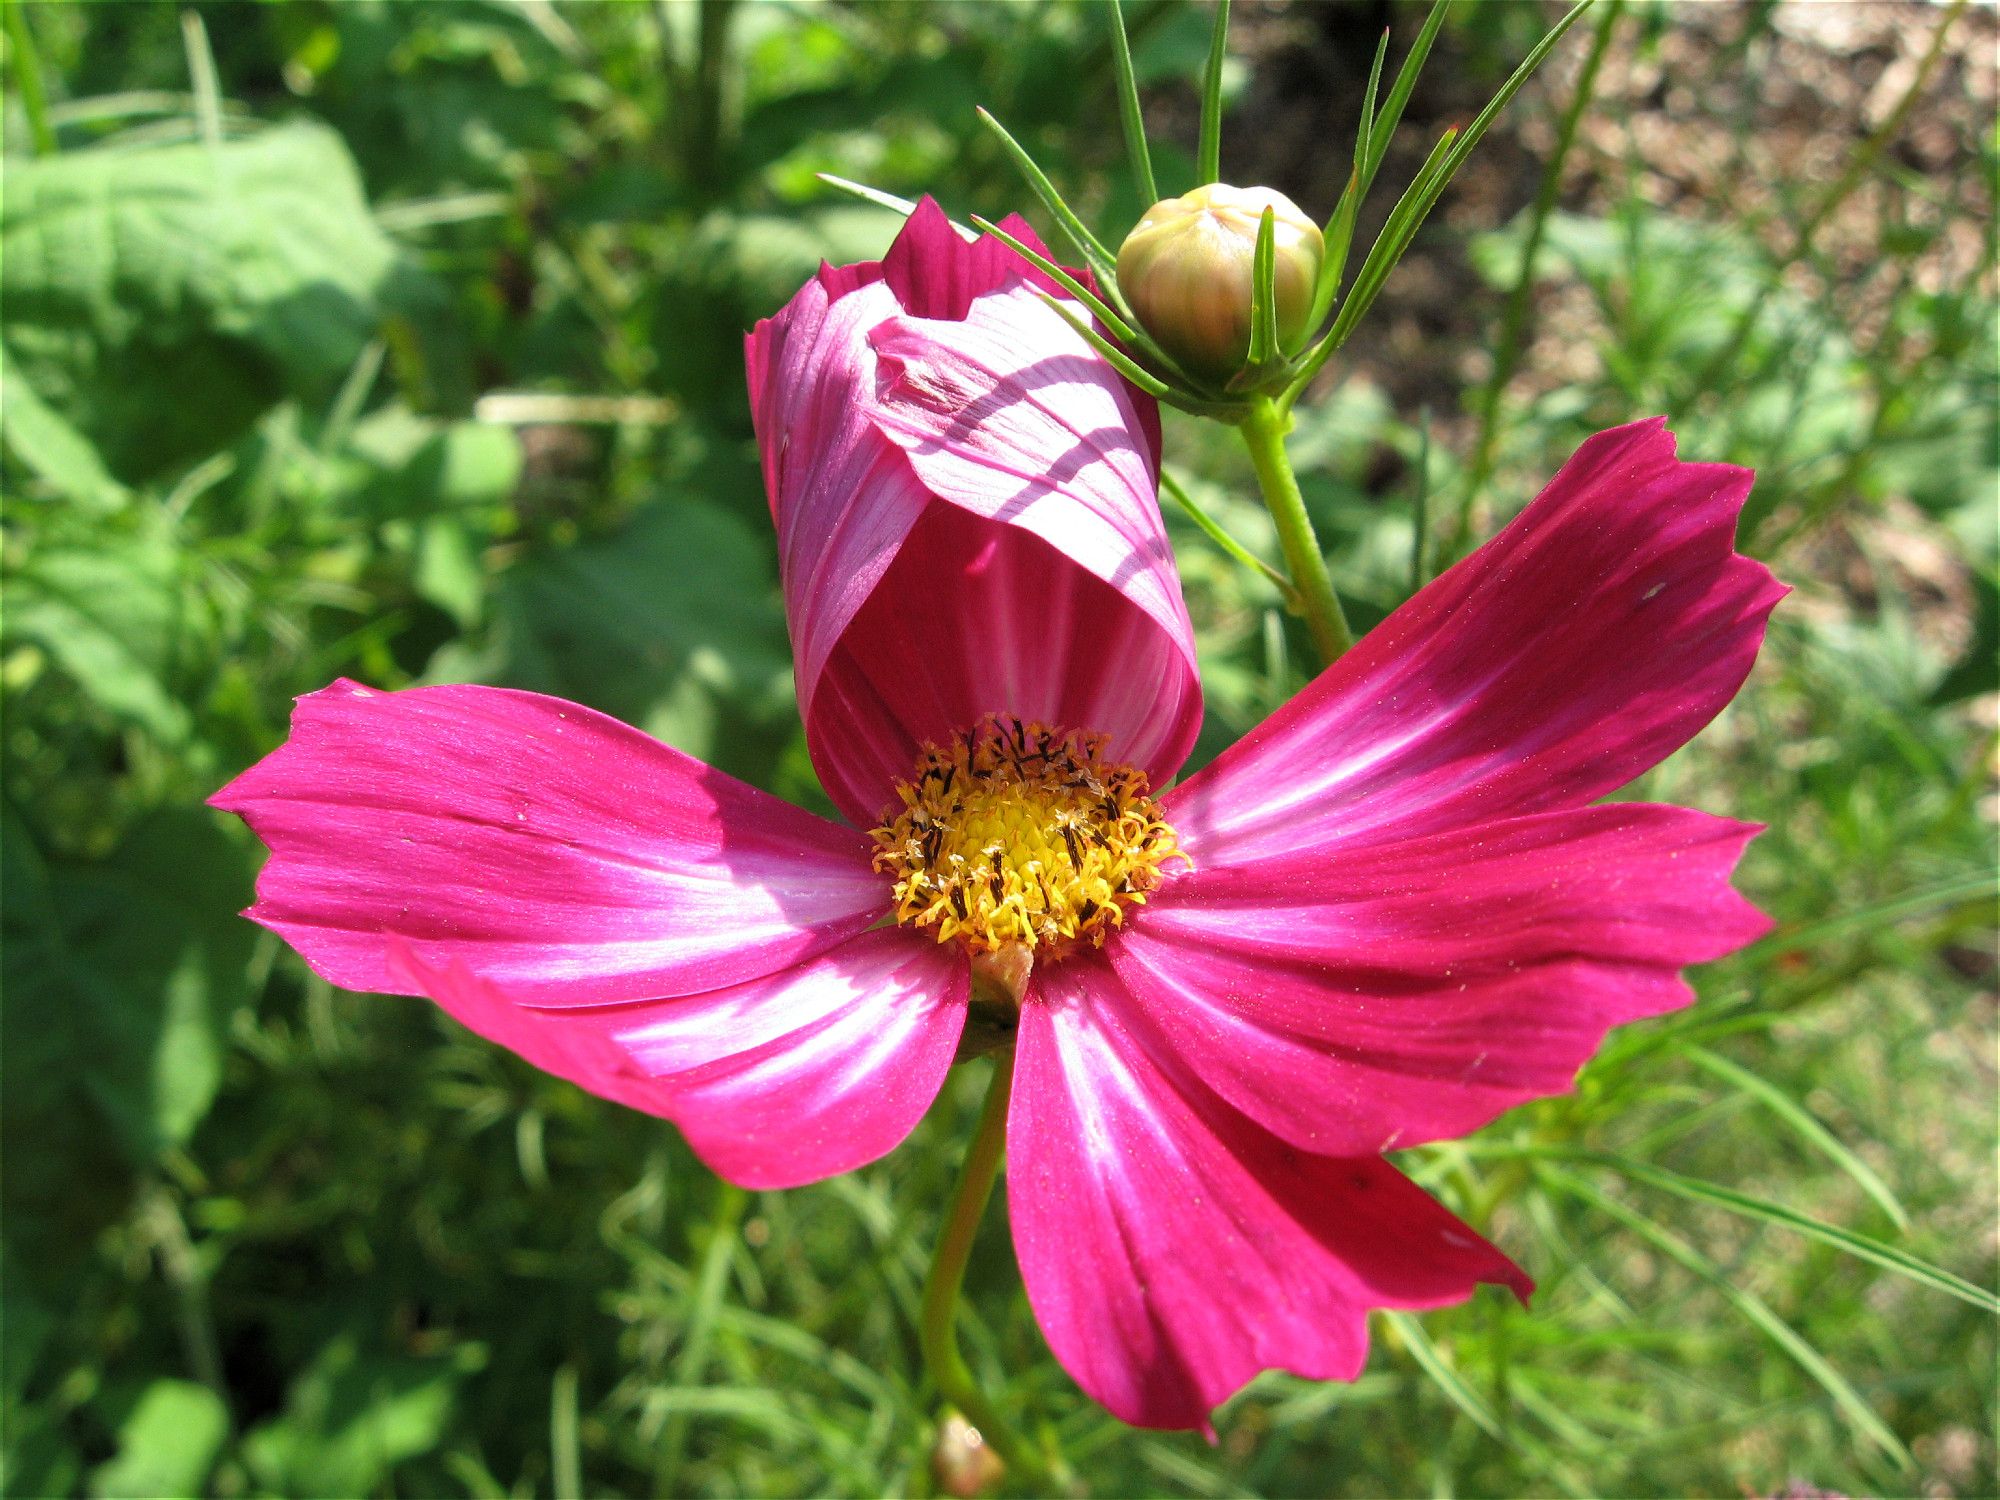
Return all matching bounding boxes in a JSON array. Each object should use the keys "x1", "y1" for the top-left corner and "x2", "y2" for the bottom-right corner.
[
  {"x1": 1542, "y1": 1165, "x2": 1915, "y2": 1469},
  {"x1": 1744, "y1": 871, "x2": 1996, "y2": 962},
  {"x1": 551, "y1": 1364, "x2": 582, "y2": 1500},
  {"x1": 1107, "y1": 0, "x2": 1158, "y2": 206},
  {"x1": 1381, "y1": 1310, "x2": 1508, "y2": 1443},
  {"x1": 1197, "y1": 0, "x2": 1230, "y2": 185},
  {"x1": 976, "y1": 107, "x2": 1120, "y2": 281},
  {"x1": 1560, "y1": 1150, "x2": 1993, "y2": 1315},
  {"x1": 658, "y1": 1181, "x2": 750, "y2": 1490},
  {"x1": 4, "y1": 0, "x2": 55, "y2": 155},
  {"x1": 179, "y1": 8, "x2": 223, "y2": 153},
  {"x1": 1681, "y1": 1045, "x2": 1909, "y2": 1231}
]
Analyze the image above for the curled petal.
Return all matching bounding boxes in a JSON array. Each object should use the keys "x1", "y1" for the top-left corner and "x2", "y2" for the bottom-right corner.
[
  {"x1": 1119, "y1": 805, "x2": 1770, "y2": 1157},
  {"x1": 809, "y1": 499, "x2": 1201, "y2": 823},
  {"x1": 1169, "y1": 419, "x2": 1786, "y2": 863},
  {"x1": 212, "y1": 681, "x2": 886, "y2": 1004},
  {"x1": 393, "y1": 928, "x2": 968, "y2": 1190},
  {"x1": 1010, "y1": 957, "x2": 1529, "y2": 1432},
  {"x1": 746, "y1": 200, "x2": 1196, "y2": 826}
]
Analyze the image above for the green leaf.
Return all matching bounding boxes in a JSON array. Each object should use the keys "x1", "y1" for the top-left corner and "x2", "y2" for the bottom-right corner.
[
  {"x1": 1246, "y1": 205, "x2": 1279, "y2": 365},
  {"x1": 442, "y1": 492, "x2": 794, "y2": 765},
  {"x1": 1196, "y1": 0, "x2": 1230, "y2": 186},
  {"x1": 1107, "y1": 0, "x2": 1158, "y2": 206},
  {"x1": 1381, "y1": 1310, "x2": 1508, "y2": 1443},
  {"x1": 975, "y1": 108, "x2": 1120, "y2": 284},
  {"x1": 3, "y1": 534, "x2": 204, "y2": 745},
  {"x1": 89, "y1": 1380, "x2": 229, "y2": 1500},
  {"x1": 0, "y1": 344, "x2": 130, "y2": 512},
  {"x1": 242, "y1": 1336, "x2": 484, "y2": 1499},
  {"x1": 1, "y1": 808, "x2": 255, "y2": 1167},
  {"x1": 1, "y1": 121, "x2": 410, "y2": 480},
  {"x1": 1288, "y1": 0, "x2": 1590, "y2": 406},
  {"x1": 1031, "y1": 293, "x2": 1241, "y2": 420},
  {"x1": 1364, "y1": 0, "x2": 1450, "y2": 189},
  {"x1": 970, "y1": 215, "x2": 1140, "y2": 344}
]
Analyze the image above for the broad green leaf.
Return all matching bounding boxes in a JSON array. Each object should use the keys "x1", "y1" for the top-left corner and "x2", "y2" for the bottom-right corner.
[
  {"x1": 2, "y1": 121, "x2": 409, "y2": 480},
  {"x1": 0, "y1": 344, "x2": 130, "y2": 512},
  {"x1": 437, "y1": 493, "x2": 793, "y2": 766},
  {"x1": 0, "y1": 808, "x2": 255, "y2": 1168},
  {"x1": 89, "y1": 1380, "x2": 229, "y2": 1500},
  {"x1": 242, "y1": 1336, "x2": 484, "y2": 1499},
  {"x1": 3, "y1": 535, "x2": 205, "y2": 745}
]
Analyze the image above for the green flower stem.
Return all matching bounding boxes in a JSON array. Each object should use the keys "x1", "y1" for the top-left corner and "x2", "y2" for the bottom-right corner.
[
  {"x1": 918, "y1": 1049, "x2": 1051, "y2": 1491},
  {"x1": 1238, "y1": 396, "x2": 1354, "y2": 666}
]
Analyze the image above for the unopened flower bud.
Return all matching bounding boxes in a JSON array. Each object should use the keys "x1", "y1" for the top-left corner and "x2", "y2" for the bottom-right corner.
[{"x1": 1116, "y1": 184, "x2": 1324, "y2": 382}]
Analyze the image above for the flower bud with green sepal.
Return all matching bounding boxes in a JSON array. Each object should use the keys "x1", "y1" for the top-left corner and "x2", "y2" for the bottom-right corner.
[{"x1": 1116, "y1": 184, "x2": 1324, "y2": 387}]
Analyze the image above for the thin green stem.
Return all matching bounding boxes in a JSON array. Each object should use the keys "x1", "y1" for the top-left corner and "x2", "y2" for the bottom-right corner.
[
  {"x1": 1239, "y1": 397, "x2": 1353, "y2": 666},
  {"x1": 918, "y1": 1051, "x2": 1051, "y2": 1491},
  {"x1": 1458, "y1": 0, "x2": 1621, "y2": 553},
  {"x1": 1159, "y1": 465, "x2": 1295, "y2": 599},
  {"x1": 5, "y1": 0, "x2": 56, "y2": 157}
]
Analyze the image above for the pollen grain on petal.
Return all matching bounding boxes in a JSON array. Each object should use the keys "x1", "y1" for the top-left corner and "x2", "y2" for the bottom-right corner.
[{"x1": 870, "y1": 716, "x2": 1187, "y2": 964}]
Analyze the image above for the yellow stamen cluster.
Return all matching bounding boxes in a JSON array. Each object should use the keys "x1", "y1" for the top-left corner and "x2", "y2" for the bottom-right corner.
[{"x1": 871, "y1": 717, "x2": 1187, "y2": 959}]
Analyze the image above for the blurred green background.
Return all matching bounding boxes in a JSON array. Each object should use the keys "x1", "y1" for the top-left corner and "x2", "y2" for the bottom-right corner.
[{"x1": 2, "y1": 2, "x2": 1994, "y2": 1496}]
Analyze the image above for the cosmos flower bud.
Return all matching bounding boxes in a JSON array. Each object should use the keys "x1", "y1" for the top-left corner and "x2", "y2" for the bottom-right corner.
[{"x1": 1115, "y1": 183, "x2": 1324, "y2": 382}]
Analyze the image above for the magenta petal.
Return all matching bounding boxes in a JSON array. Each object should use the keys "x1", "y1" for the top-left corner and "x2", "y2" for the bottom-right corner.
[
  {"x1": 1117, "y1": 805, "x2": 1769, "y2": 1156},
  {"x1": 867, "y1": 287, "x2": 1195, "y2": 692},
  {"x1": 808, "y1": 498, "x2": 1203, "y2": 822},
  {"x1": 1169, "y1": 419, "x2": 1786, "y2": 862},
  {"x1": 211, "y1": 681, "x2": 886, "y2": 1004},
  {"x1": 1009, "y1": 958, "x2": 1530, "y2": 1432},
  {"x1": 748, "y1": 204, "x2": 1199, "y2": 825},
  {"x1": 392, "y1": 928, "x2": 968, "y2": 1190}
]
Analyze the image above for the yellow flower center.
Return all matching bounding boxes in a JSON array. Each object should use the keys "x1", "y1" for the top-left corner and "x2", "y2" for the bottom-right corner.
[{"x1": 871, "y1": 717, "x2": 1188, "y2": 961}]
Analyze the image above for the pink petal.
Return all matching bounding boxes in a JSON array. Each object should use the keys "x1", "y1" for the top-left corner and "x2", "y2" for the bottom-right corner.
[
  {"x1": 211, "y1": 681, "x2": 887, "y2": 1004},
  {"x1": 807, "y1": 497, "x2": 1202, "y2": 823},
  {"x1": 1009, "y1": 957, "x2": 1530, "y2": 1433},
  {"x1": 1168, "y1": 419, "x2": 1786, "y2": 863},
  {"x1": 746, "y1": 201, "x2": 1196, "y2": 826},
  {"x1": 866, "y1": 286, "x2": 1194, "y2": 708},
  {"x1": 392, "y1": 928, "x2": 968, "y2": 1189},
  {"x1": 1116, "y1": 805, "x2": 1769, "y2": 1157}
]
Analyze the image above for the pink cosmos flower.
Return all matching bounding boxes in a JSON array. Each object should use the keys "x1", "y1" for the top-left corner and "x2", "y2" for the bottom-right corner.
[{"x1": 211, "y1": 202, "x2": 1784, "y2": 1433}]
